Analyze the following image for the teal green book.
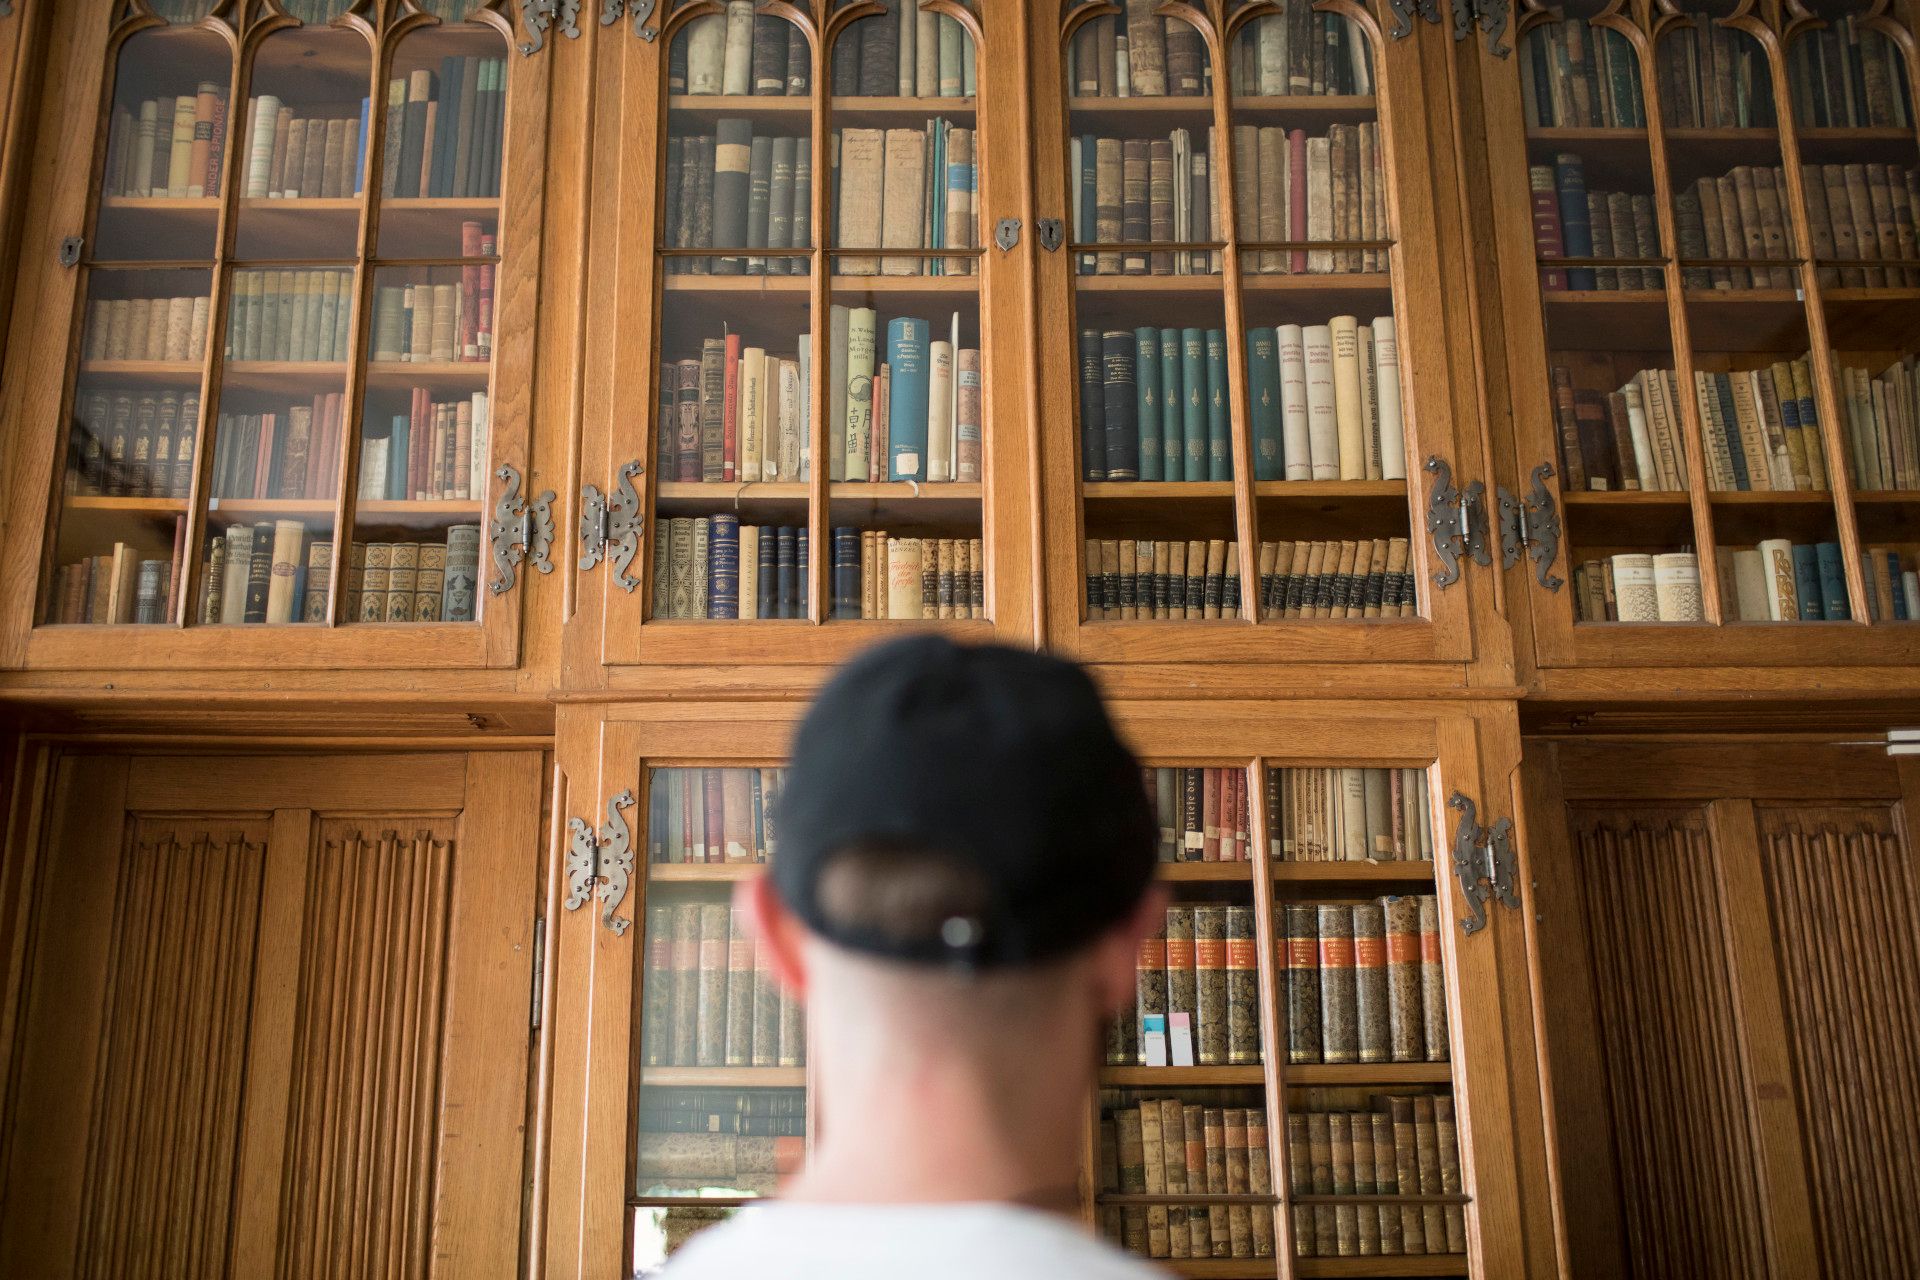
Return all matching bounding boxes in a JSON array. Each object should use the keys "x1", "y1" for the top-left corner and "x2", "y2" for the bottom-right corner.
[
  {"x1": 1815, "y1": 541, "x2": 1849, "y2": 620},
  {"x1": 886, "y1": 315, "x2": 931, "y2": 480},
  {"x1": 1205, "y1": 328, "x2": 1230, "y2": 481},
  {"x1": 1181, "y1": 327, "x2": 1206, "y2": 483},
  {"x1": 1790, "y1": 543, "x2": 1821, "y2": 621},
  {"x1": 1134, "y1": 328, "x2": 1162, "y2": 482},
  {"x1": 1159, "y1": 328, "x2": 1185, "y2": 481},
  {"x1": 1246, "y1": 327, "x2": 1281, "y2": 481}
]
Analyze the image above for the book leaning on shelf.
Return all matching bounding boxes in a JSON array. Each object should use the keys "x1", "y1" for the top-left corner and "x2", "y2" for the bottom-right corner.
[
  {"x1": 1145, "y1": 766, "x2": 1252, "y2": 862},
  {"x1": 1098, "y1": 1100, "x2": 1276, "y2": 1262},
  {"x1": 209, "y1": 394, "x2": 347, "y2": 502},
  {"x1": 102, "y1": 82, "x2": 228, "y2": 199},
  {"x1": 1519, "y1": 19, "x2": 1646, "y2": 128},
  {"x1": 639, "y1": 901, "x2": 807, "y2": 1072},
  {"x1": 671, "y1": 1, "x2": 812, "y2": 96},
  {"x1": 378, "y1": 56, "x2": 507, "y2": 200},
  {"x1": 1283, "y1": 1093, "x2": 1467, "y2": 1258},
  {"x1": 1112, "y1": 904, "x2": 1261, "y2": 1067},
  {"x1": 357, "y1": 389, "x2": 491, "y2": 502},
  {"x1": 84, "y1": 292, "x2": 210, "y2": 363},
  {"x1": 1840, "y1": 355, "x2": 1919, "y2": 489},
  {"x1": 225, "y1": 269, "x2": 354, "y2": 362},
  {"x1": 238, "y1": 93, "x2": 369, "y2": 200},
  {"x1": 66, "y1": 391, "x2": 201, "y2": 499},
  {"x1": 50, "y1": 519, "x2": 187, "y2": 625},
  {"x1": 1269, "y1": 766, "x2": 1433, "y2": 862},
  {"x1": 823, "y1": 0, "x2": 975, "y2": 98}
]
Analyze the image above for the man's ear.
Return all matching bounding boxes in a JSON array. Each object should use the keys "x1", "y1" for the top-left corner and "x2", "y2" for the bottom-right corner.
[
  {"x1": 738, "y1": 874, "x2": 809, "y2": 997},
  {"x1": 1091, "y1": 883, "x2": 1170, "y2": 1016}
]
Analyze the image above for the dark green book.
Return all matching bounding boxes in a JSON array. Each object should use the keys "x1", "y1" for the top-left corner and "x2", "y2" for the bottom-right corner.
[
  {"x1": 1159, "y1": 328, "x2": 1185, "y2": 481},
  {"x1": 1079, "y1": 329, "x2": 1105, "y2": 481},
  {"x1": 745, "y1": 134, "x2": 774, "y2": 273},
  {"x1": 1181, "y1": 328, "x2": 1206, "y2": 484},
  {"x1": 1102, "y1": 330, "x2": 1139, "y2": 481},
  {"x1": 712, "y1": 118, "x2": 754, "y2": 274},
  {"x1": 1134, "y1": 327, "x2": 1162, "y2": 482},
  {"x1": 1246, "y1": 326, "x2": 1282, "y2": 481},
  {"x1": 1206, "y1": 328, "x2": 1230, "y2": 481},
  {"x1": 1815, "y1": 541, "x2": 1849, "y2": 620}
]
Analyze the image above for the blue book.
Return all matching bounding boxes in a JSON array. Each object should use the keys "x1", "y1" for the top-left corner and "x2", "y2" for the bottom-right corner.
[
  {"x1": 1893, "y1": 553, "x2": 1911, "y2": 620},
  {"x1": 1246, "y1": 328, "x2": 1283, "y2": 481},
  {"x1": 886, "y1": 316, "x2": 931, "y2": 480},
  {"x1": 355, "y1": 97, "x2": 369, "y2": 196},
  {"x1": 1181, "y1": 328, "x2": 1206, "y2": 484},
  {"x1": 1159, "y1": 329, "x2": 1186, "y2": 481},
  {"x1": 386, "y1": 413, "x2": 410, "y2": 500},
  {"x1": 1790, "y1": 543, "x2": 1822, "y2": 621},
  {"x1": 776, "y1": 526, "x2": 797, "y2": 619},
  {"x1": 1078, "y1": 134, "x2": 1096, "y2": 274},
  {"x1": 1205, "y1": 328, "x2": 1230, "y2": 481},
  {"x1": 832, "y1": 526, "x2": 860, "y2": 618},
  {"x1": 1078, "y1": 329, "x2": 1105, "y2": 480},
  {"x1": 1134, "y1": 327, "x2": 1162, "y2": 481},
  {"x1": 1713, "y1": 375, "x2": 1750, "y2": 491},
  {"x1": 757, "y1": 528, "x2": 777, "y2": 619},
  {"x1": 1555, "y1": 153, "x2": 1596, "y2": 289},
  {"x1": 796, "y1": 527, "x2": 809, "y2": 613},
  {"x1": 708, "y1": 513, "x2": 739, "y2": 619},
  {"x1": 1815, "y1": 541, "x2": 1849, "y2": 620}
]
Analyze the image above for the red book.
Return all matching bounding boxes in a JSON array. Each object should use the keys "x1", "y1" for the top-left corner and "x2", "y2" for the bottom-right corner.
[
  {"x1": 1225, "y1": 770, "x2": 1244, "y2": 860},
  {"x1": 478, "y1": 245, "x2": 495, "y2": 359},
  {"x1": 410, "y1": 386, "x2": 432, "y2": 498},
  {"x1": 1202, "y1": 767, "x2": 1221, "y2": 861},
  {"x1": 460, "y1": 220, "x2": 484, "y2": 360},
  {"x1": 1530, "y1": 164, "x2": 1567, "y2": 291},
  {"x1": 1288, "y1": 129, "x2": 1308, "y2": 273},
  {"x1": 722, "y1": 332, "x2": 741, "y2": 482}
]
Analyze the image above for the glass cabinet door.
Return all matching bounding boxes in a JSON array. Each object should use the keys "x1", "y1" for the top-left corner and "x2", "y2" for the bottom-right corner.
[
  {"x1": 29, "y1": 0, "x2": 530, "y2": 669},
  {"x1": 1494, "y1": 0, "x2": 1920, "y2": 665},
  {"x1": 1038, "y1": 0, "x2": 1475, "y2": 668}
]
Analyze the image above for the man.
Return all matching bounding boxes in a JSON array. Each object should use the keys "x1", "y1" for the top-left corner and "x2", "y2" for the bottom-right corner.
[{"x1": 659, "y1": 636, "x2": 1170, "y2": 1278}]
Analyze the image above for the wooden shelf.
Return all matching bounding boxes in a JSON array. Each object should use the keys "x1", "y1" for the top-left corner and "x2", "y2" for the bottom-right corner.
[
  {"x1": 1272, "y1": 861, "x2": 1438, "y2": 888},
  {"x1": 1562, "y1": 489, "x2": 1692, "y2": 507},
  {"x1": 202, "y1": 497, "x2": 481, "y2": 526},
  {"x1": 654, "y1": 481, "x2": 982, "y2": 528},
  {"x1": 1294, "y1": 1257, "x2": 1467, "y2": 1277},
  {"x1": 1163, "y1": 1260, "x2": 1281, "y2": 1279},
  {"x1": 1793, "y1": 125, "x2": 1919, "y2": 163},
  {"x1": 1067, "y1": 94, "x2": 1375, "y2": 126},
  {"x1": 78, "y1": 359, "x2": 203, "y2": 382},
  {"x1": 1156, "y1": 861, "x2": 1255, "y2": 881},
  {"x1": 661, "y1": 274, "x2": 981, "y2": 295},
  {"x1": 640, "y1": 1066, "x2": 805, "y2": 1088},
  {"x1": 100, "y1": 195, "x2": 220, "y2": 213},
  {"x1": 222, "y1": 360, "x2": 349, "y2": 391},
  {"x1": 1073, "y1": 273, "x2": 1390, "y2": 296},
  {"x1": 1101, "y1": 1065, "x2": 1266, "y2": 1086},
  {"x1": 648, "y1": 862, "x2": 766, "y2": 882},
  {"x1": 667, "y1": 94, "x2": 976, "y2": 121},
  {"x1": 1706, "y1": 489, "x2": 1833, "y2": 506},
  {"x1": 1819, "y1": 287, "x2": 1920, "y2": 348},
  {"x1": 1284, "y1": 1062, "x2": 1453, "y2": 1084},
  {"x1": 364, "y1": 360, "x2": 492, "y2": 388},
  {"x1": 1851, "y1": 489, "x2": 1920, "y2": 504},
  {"x1": 65, "y1": 495, "x2": 189, "y2": 514}
]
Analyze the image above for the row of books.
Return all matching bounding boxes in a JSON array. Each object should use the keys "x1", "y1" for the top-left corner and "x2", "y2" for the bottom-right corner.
[
  {"x1": 834, "y1": 120, "x2": 976, "y2": 275},
  {"x1": 1842, "y1": 357, "x2": 1919, "y2": 491},
  {"x1": 380, "y1": 58, "x2": 507, "y2": 200},
  {"x1": 670, "y1": 8, "x2": 809, "y2": 96},
  {"x1": 1696, "y1": 364, "x2": 1827, "y2": 492},
  {"x1": 1519, "y1": 21, "x2": 1645, "y2": 129},
  {"x1": 652, "y1": 517, "x2": 808, "y2": 620},
  {"x1": 1084, "y1": 538, "x2": 1240, "y2": 621},
  {"x1": 1550, "y1": 366, "x2": 1689, "y2": 494},
  {"x1": 1259, "y1": 537, "x2": 1418, "y2": 621},
  {"x1": 1532, "y1": 157, "x2": 1660, "y2": 291},
  {"x1": 1080, "y1": 316, "x2": 1402, "y2": 483},
  {"x1": 224, "y1": 268, "x2": 354, "y2": 363},
  {"x1": 1146, "y1": 767, "x2": 1252, "y2": 863},
  {"x1": 240, "y1": 97, "x2": 367, "y2": 201},
  {"x1": 1068, "y1": 3, "x2": 1373, "y2": 99},
  {"x1": 1118, "y1": 906, "x2": 1261, "y2": 1068},
  {"x1": 1223, "y1": 11, "x2": 1374, "y2": 98},
  {"x1": 825, "y1": 0, "x2": 976, "y2": 99},
  {"x1": 1099, "y1": 1098, "x2": 1276, "y2": 1262},
  {"x1": 1282, "y1": 1095, "x2": 1467, "y2": 1257},
  {"x1": 66, "y1": 390, "x2": 201, "y2": 499},
  {"x1": 209, "y1": 394, "x2": 349, "y2": 501},
  {"x1": 637, "y1": 1087, "x2": 804, "y2": 1138},
  {"x1": 357, "y1": 389, "x2": 492, "y2": 502},
  {"x1": 636, "y1": 1128, "x2": 804, "y2": 1196},
  {"x1": 201, "y1": 525, "x2": 481, "y2": 624},
  {"x1": 657, "y1": 342, "x2": 805, "y2": 483},
  {"x1": 1799, "y1": 163, "x2": 1920, "y2": 289},
  {"x1": 49, "y1": 534, "x2": 183, "y2": 625},
  {"x1": 1573, "y1": 551, "x2": 1710, "y2": 623},
  {"x1": 647, "y1": 766, "x2": 784, "y2": 864},
  {"x1": 1675, "y1": 166, "x2": 1796, "y2": 289},
  {"x1": 1859, "y1": 547, "x2": 1920, "y2": 621},
  {"x1": 1658, "y1": 23, "x2": 1776, "y2": 129},
  {"x1": 1268, "y1": 766, "x2": 1434, "y2": 863},
  {"x1": 661, "y1": 129, "x2": 812, "y2": 273},
  {"x1": 371, "y1": 261, "x2": 497, "y2": 364},
  {"x1": 1234, "y1": 121, "x2": 1386, "y2": 273},
  {"x1": 1284, "y1": 899, "x2": 1449, "y2": 1065},
  {"x1": 639, "y1": 901, "x2": 808, "y2": 1069},
  {"x1": 829, "y1": 532, "x2": 986, "y2": 621},
  {"x1": 1577, "y1": 545, "x2": 1920, "y2": 623},
  {"x1": 104, "y1": 85, "x2": 227, "y2": 198},
  {"x1": 84, "y1": 293, "x2": 210, "y2": 364},
  {"x1": 1071, "y1": 129, "x2": 1213, "y2": 275},
  {"x1": 1788, "y1": 17, "x2": 1914, "y2": 129}
]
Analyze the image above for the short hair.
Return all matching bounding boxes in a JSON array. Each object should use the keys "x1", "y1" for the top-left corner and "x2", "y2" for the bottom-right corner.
[{"x1": 812, "y1": 840, "x2": 994, "y2": 954}]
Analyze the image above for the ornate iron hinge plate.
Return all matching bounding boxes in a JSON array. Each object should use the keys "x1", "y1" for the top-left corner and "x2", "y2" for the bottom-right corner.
[
  {"x1": 600, "y1": 0, "x2": 657, "y2": 39},
  {"x1": 1497, "y1": 462, "x2": 1564, "y2": 592},
  {"x1": 1448, "y1": 791, "x2": 1522, "y2": 935},
  {"x1": 1424, "y1": 455, "x2": 1489, "y2": 589},
  {"x1": 488, "y1": 462, "x2": 557, "y2": 595},
  {"x1": 995, "y1": 218, "x2": 1021, "y2": 251},
  {"x1": 579, "y1": 459, "x2": 644, "y2": 592},
  {"x1": 520, "y1": 0, "x2": 582, "y2": 55},
  {"x1": 564, "y1": 789, "x2": 637, "y2": 935}
]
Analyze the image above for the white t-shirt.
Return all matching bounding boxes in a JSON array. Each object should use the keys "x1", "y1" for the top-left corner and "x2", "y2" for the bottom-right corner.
[{"x1": 653, "y1": 1202, "x2": 1168, "y2": 1279}]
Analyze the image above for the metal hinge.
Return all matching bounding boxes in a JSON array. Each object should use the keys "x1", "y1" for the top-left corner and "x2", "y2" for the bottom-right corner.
[
  {"x1": 600, "y1": 0, "x2": 657, "y2": 39},
  {"x1": 564, "y1": 789, "x2": 636, "y2": 936},
  {"x1": 1447, "y1": 791, "x2": 1522, "y2": 935},
  {"x1": 519, "y1": 0, "x2": 582, "y2": 56},
  {"x1": 994, "y1": 218, "x2": 1020, "y2": 251},
  {"x1": 529, "y1": 915, "x2": 546, "y2": 1031},
  {"x1": 1497, "y1": 462, "x2": 1564, "y2": 592},
  {"x1": 1423, "y1": 455, "x2": 1489, "y2": 589},
  {"x1": 578, "y1": 459, "x2": 644, "y2": 592},
  {"x1": 487, "y1": 462, "x2": 556, "y2": 596}
]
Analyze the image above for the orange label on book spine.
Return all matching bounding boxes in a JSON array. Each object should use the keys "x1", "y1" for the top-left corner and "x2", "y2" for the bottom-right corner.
[
  {"x1": 1354, "y1": 936, "x2": 1386, "y2": 966},
  {"x1": 1420, "y1": 932, "x2": 1442, "y2": 963},
  {"x1": 1287, "y1": 937, "x2": 1317, "y2": 966},
  {"x1": 1319, "y1": 937, "x2": 1356, "y2": 968},
  {"x1": 1226, "y1": 939, "x2": 1257, "y2": 970},
  {"x1": 1166, "y1": 938, "x2": 1197, "y2": 969},
  {"x1": 1386, "y1": 933, "x2": 1419, "y2": 965},
  {"x1": 1140, "y1": 937, "x2": 1168, "y2": 967},
  {"x1": 1195, "y1": 938, "x2": 1227, "y2": 967}
]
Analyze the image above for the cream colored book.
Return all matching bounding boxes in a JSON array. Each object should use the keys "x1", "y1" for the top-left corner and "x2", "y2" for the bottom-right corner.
[
  {"x1": 1652, "y1": 552, "x2": 1704, "y2": 621},
  {"x1": 265, "y1": 519, "x2": 305, "y2": 624},
  {"x1": 775, "y1": 356, "x2": 803, "y2": 482},
  {"x1": 837, "y1": 128, "x2": 886, "y2": 275},
  {"x1": 886, "y1": 537, "x2": 924, "y2": 617},
  {"x1": 1329, "y1": 315, "x2": 1365, "y2": 480},
  {"x1": 738, "y1": 524, "x2": 759, "y2": 620},
  {"x1": 1278, "y1": 323, "x2": 1311, "y2": 480},
  {"x1": 1372, "y1": 317, "x2": 1405, "y2": 480},
  {"x1": 926, "y1": 338, "x2": 954, "y2": 482},
  {"x1": 1357, "y1": 323, "x2": 1379, "y2": 480},
  {"x1": 1758, "y1": 538, "x2": 1798, "y2": 620},
  {"x1": 843, "y1": 307, "x2": 877, "y2": 481},
  {"x1": 737, "y1": 345, "x2": 766, "y2": 484},
  {"x1": 1306, "y1": 136, "x2": 1333, "y2": 273},
  {"x1": 721, "y1": 0, "x2": 754, "y2": 95},
  {"x1": 685, "y1": 13, "x2": 725, "y2": 95},
  {"x1": 880, "y1": 128, "x2": 928, "y2": 275},
  {"x1": 1609, "y1": 552, "x2": 1658, "y2": 621},
  {"x1": 1620, "y1": 377, "x2": 1657, "y2": 490}
]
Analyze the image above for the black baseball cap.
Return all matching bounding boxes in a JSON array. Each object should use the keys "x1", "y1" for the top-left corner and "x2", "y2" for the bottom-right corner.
[{"x1": 774, "y1": 636, "x2": 1157, "y2": 969}]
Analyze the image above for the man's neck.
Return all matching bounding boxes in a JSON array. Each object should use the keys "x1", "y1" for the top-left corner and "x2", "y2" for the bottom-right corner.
[{"x1": 780, "y1": 1016, "x2": 1093, "y2": 1209}]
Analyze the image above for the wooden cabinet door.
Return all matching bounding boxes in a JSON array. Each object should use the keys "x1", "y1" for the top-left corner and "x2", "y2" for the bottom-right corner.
[{"x1": 0, "y1": 750, "x2": 543, "y2": 1279}]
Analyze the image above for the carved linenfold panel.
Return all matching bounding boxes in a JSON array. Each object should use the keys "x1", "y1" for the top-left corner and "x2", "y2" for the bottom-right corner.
[
  {"x1": 75, "y1": 829, "x2": 266, "y2": 1279},
  {"x1": 274, "y1": 824, "x2": 455, "y2": 1277},
  {"x1": 1759, "y1": 806, "x2": 1920, "y2": 1280},
  {"x1": 1568, "y1": 808, "x2": 1771, "y2": 1280}
]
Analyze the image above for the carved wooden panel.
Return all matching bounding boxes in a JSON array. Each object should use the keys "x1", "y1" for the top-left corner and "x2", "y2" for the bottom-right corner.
[
  {"x1": 73, "y1": 825, "x2": 266, "y2": 1279},
  {"x1": 272, "y1": 823, "x2": 456, "y2": 1280},
  {"x1": 1759, "y1": 805, "x2": 1920, "y2": 1280},
  {"x1": 1567, "y1": 807, "x2": 1770, "y2": 1280}
]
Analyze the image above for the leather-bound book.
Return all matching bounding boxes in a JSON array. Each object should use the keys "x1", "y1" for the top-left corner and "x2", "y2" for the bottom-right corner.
[
  {"x1": 669, "y1": 903, "x2": 701, "y2": 1064},
  {"x1": 1165, "y1": 905, "x2": 1197, "y2": 1049},
  {"x1": 1388, "y1": 1096, "x2": 1425, "y2": 1251},
  {"x1": 724, "y1": 903, "x2": 755, "y2": 1065},
  {"x1": 1139, "y1": 1101, "x2": 1170, "y2": 1257},
  {"x1": 1115, "y1": 1106, "x2": 1149, "y2": 1253},
  {"x1": 1286, "y1": 903, "x2": 1322, "y2": 1061},
  {"x1": 1411, "y1": 1095, "x2": 1447, "y2": 1248},
  {"x1": 1433, "y1": 1096, "x2": 1467, "y2": 1251},
  {"x1": 1285, "y1": 1113, "x2": 1315, "y2": 1256},
  {"x1": 1371, "y1": 1111, "x2": 1401, "y2": 1253},
  {"x1": 1203, "y1": 1108, "x2": 1231, "y2": 1257},
  {"x1": 1225, "y1": 905, "x2": 1259, "y2": 1064},
  {"x1": 1418, "y1": 896, "x2": 1449, "y2": 1059},
  {"x1": 1318, "y1": 905, "x2": 1358, "y2": 1062},
  {"x1": 1352, "y1": 902, "x2": 1390, "y2": 1063},
  {"x1": 1306, "y1": 1111, "x2": 1335, "y2": 1250},
  {"x1": 1193, "y1": 905, "x2": 1228, "y2": 1065},
  {"x1": 1181, "y1": 1102, "x2": 1209, "y2": 1254},
  {"x1": 642, "y1": 905, "x2": 675, "y2": 1066},
  {"x1": 1136, "y1": 920, "x2": 1167, "y2": 1063},
  {"x1": 1223, "y1": 1108, "x2": 1253, "y2": 1257},
  {"x1": 1159, "y1": 1099, "x2": 1189, "y2": 1258},
  {"x1": 695, "y1": 902, "x2": 730, "y2": 1065},
  {"x1": 1384, "y1": 895, "x2": 1425, "y2": 1061},
  {"x1": 1124, "y1": 0, "x2": 1167, "y2": 94},
  {"x1": 1328, "y1": 1112, "x2": 1357, "y2": 1255}
]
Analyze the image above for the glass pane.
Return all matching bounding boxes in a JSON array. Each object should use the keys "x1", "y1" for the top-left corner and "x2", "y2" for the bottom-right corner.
[
  {"x1": 1064, "y1": 2, "x2": 1210, "y2": 100},
  {"x1": 45, "y1": 267, "x2": 211, "y2": 624},
  {"x1": 376, "y1": 20, "x2": 508, "y2": 257},
  {"x1": 95, "y1": 26, "x2": 229, "y2": 261},
  {"x1": 233, "y1": 26, "x2": 371, "y2": 261},
  {"x1": 1097, "y1": 1086, "x2": 1278, "y2": 1263},
  {"x1": 1657, "y1": 11, "x2": 1778, "y2": 130}
]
